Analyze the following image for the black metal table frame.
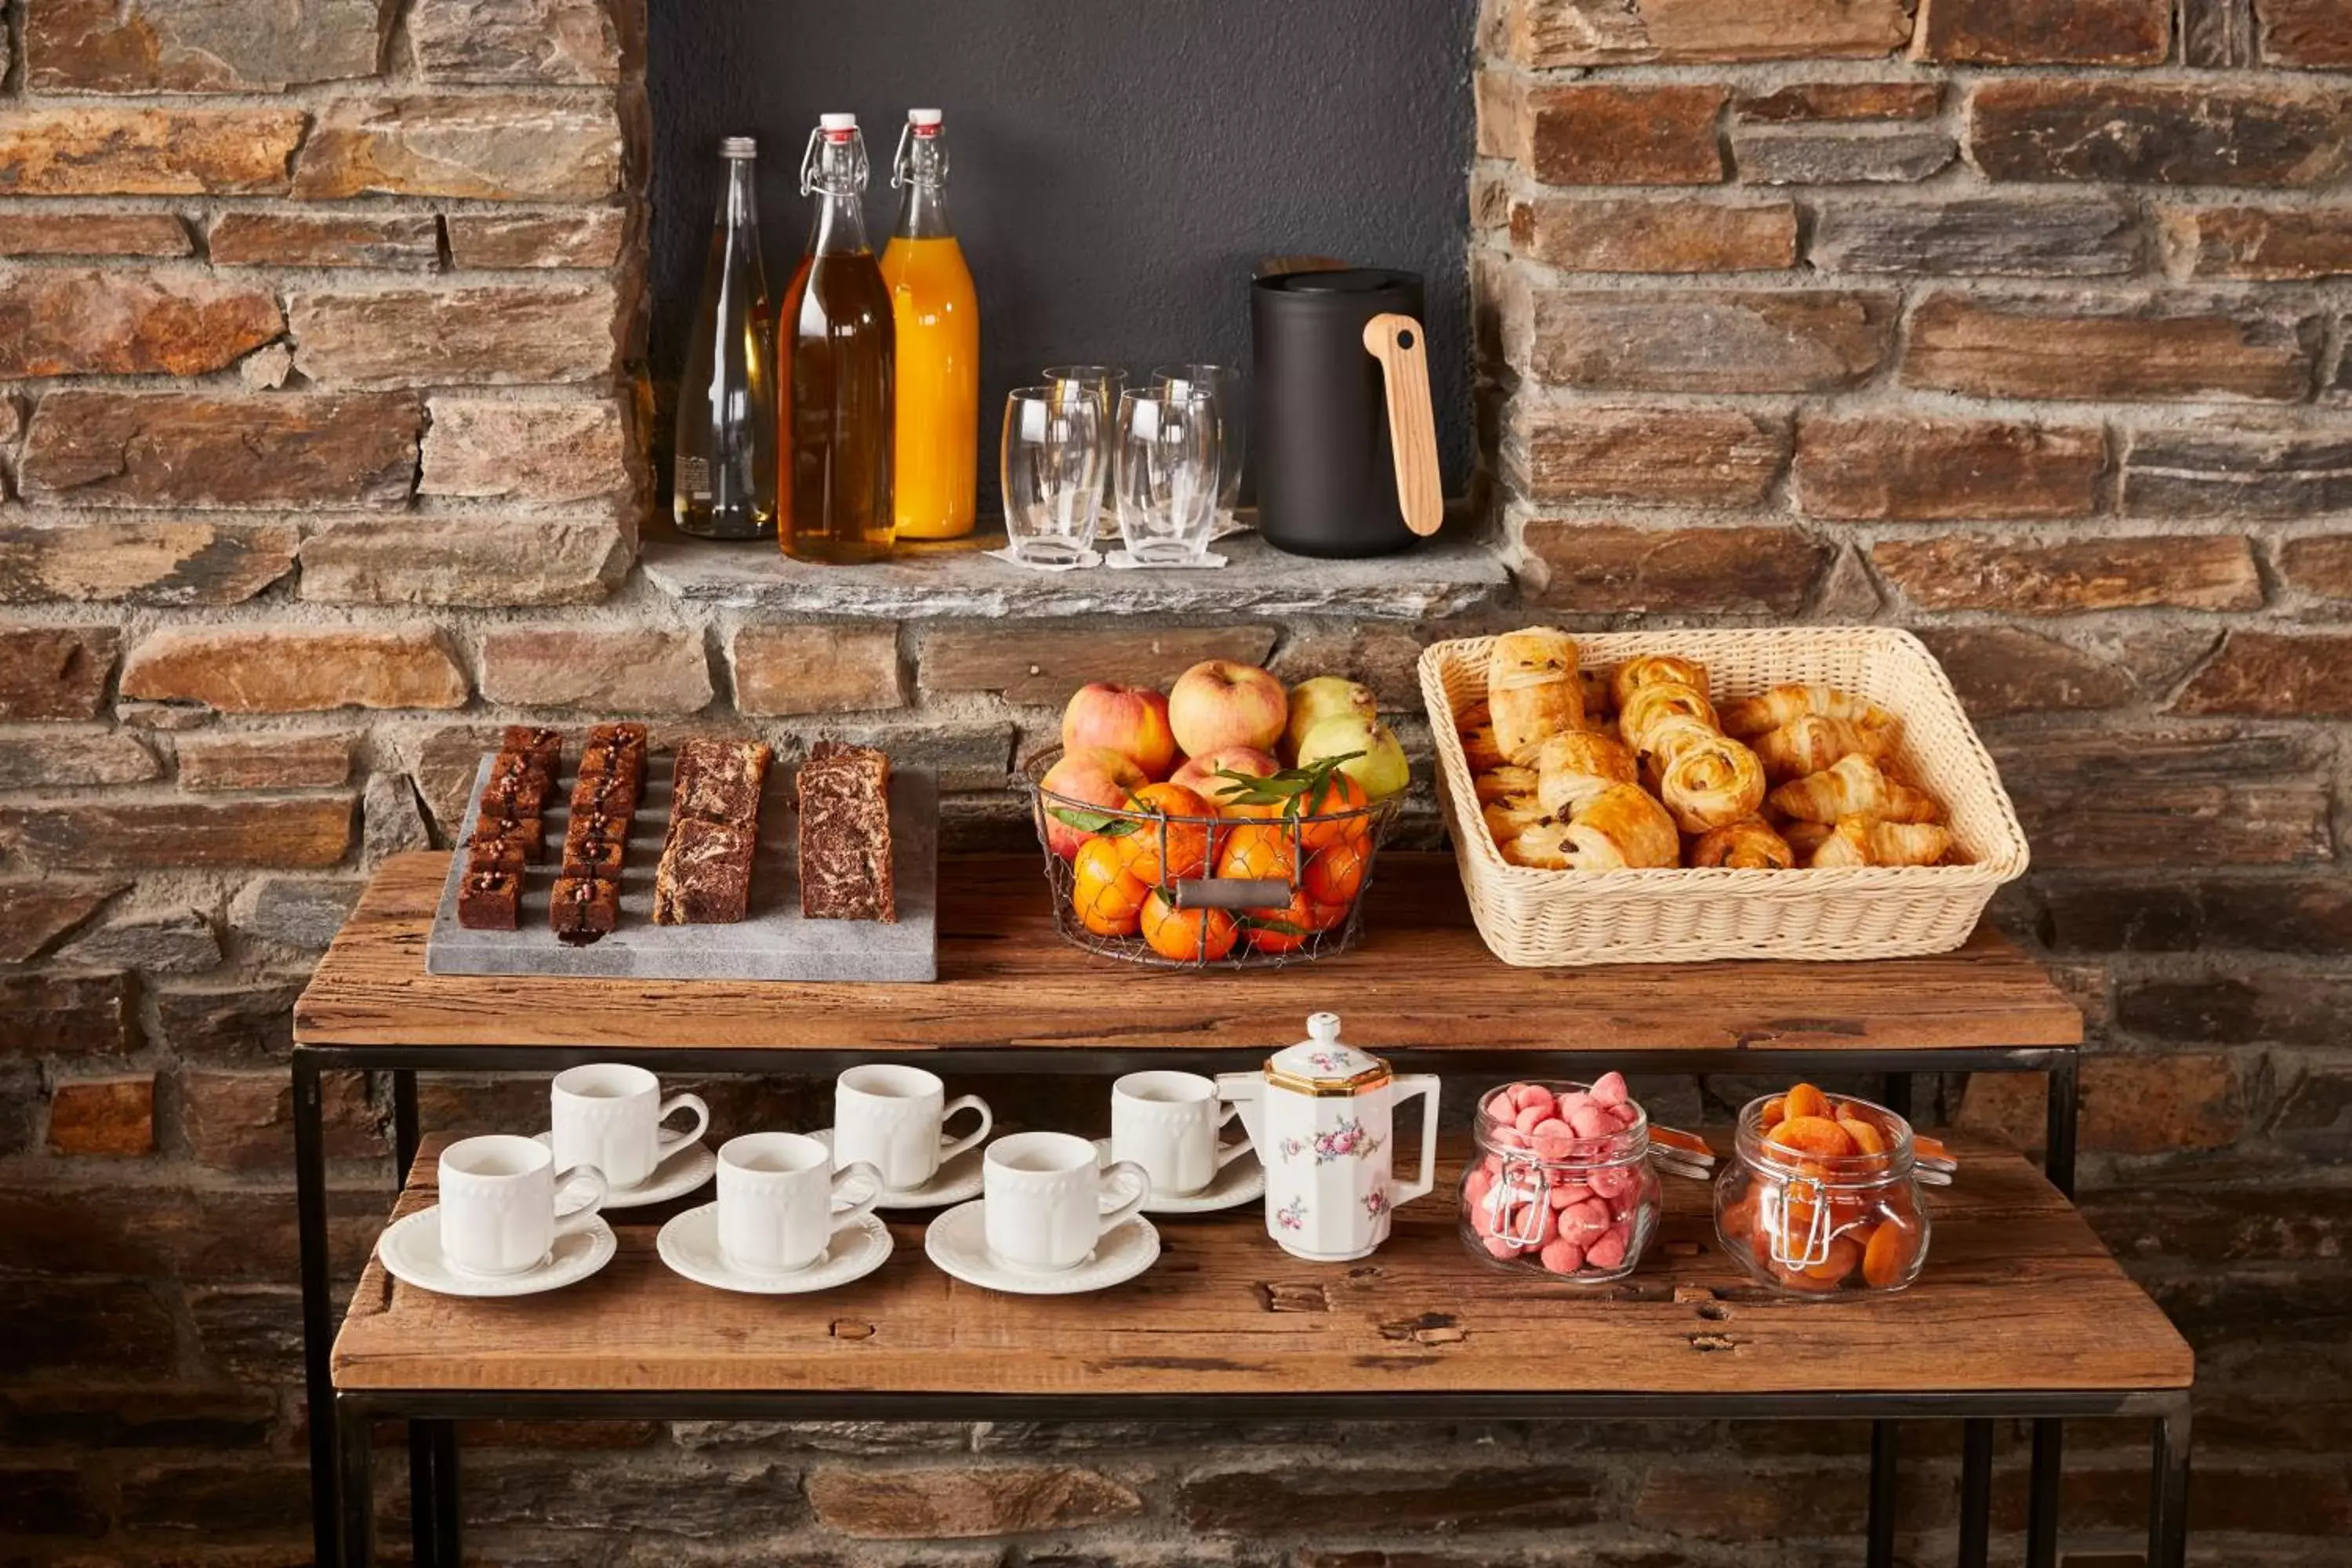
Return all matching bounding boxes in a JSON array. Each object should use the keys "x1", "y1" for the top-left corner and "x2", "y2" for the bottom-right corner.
[{"x1": 295, "y1": 1040, "x2": 2184, "y2": 1568}]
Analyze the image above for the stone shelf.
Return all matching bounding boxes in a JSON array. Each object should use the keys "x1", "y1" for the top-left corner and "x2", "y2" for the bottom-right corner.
[{"x1": 639, "y1": 529, "x2": 1512, "y2": 621}]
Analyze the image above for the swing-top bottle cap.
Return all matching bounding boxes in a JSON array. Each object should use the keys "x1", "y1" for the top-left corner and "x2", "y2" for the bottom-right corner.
[
  {"x1": 908, "y1": 107, "x2": 943, "y2": 129},
  {"x1": 819, "y1": 112, "x2": 858, "y2": 136},
  {"x1": 720, "y1": 135, "x2": 757, "y2": 158}
]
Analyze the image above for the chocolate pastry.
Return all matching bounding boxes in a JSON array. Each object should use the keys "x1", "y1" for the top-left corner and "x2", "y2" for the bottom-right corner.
[{"x1": 501, "y1": 725, "x2": 564, "y2": 773}]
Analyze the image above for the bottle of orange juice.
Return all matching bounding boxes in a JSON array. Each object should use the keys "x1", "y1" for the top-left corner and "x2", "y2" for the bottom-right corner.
[{"x1": 880, "y1": 109, "x2": 979, "y2": 540}]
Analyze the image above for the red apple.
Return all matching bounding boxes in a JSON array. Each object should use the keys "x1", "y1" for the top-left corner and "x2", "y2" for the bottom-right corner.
[
  {"x1": 1037, "y1": 746, "x2": 1150, "y2": 859},
  {"x1": 1061, "y1": 683, "x2": 1178, "y2": 779},
  {"x1": 1169, "y1": 745, "x2": 1280, "y2": 808},
  {"x1": 1167, "y1": 659, "x2": 1287, "y2": 759}
]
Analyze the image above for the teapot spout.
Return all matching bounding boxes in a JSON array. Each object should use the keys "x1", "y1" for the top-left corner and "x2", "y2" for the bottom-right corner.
[{"x1": 1216, "y1": 1072, "x2": 1267, "y2": 1154}]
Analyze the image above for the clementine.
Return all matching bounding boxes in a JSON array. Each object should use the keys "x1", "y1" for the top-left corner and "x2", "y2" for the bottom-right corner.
[
  {"x1": 1215, "y1": 821, "x2": 1299, "y2": 884},
  {"x1": 1116, "y1": 782, "x2": 1215, "y2": 884},
  {"x1": 1291, "y1": 771, "x2": 1371, "y2": 853},
  {"x1": 1239, "y1": 886, "x2": 1319, "y2": 954},
  {"x1": 1070, "y1": 836, "x2": 1149, "y2": 938},
  {"x1": 1139, "y1": 887, "x2": 1239, "y2": 963},
  {"x1": 1301, "y1": 834, "x2": 1369, "y2": 906}
]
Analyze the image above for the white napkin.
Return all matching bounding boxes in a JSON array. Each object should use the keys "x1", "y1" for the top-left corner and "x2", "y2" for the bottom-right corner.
[
  {"x1": 1105, "y1": 549, "x2": 1229, "y2": 570},
  {"x1": 984, "y1": 545, "x2": 1103, "y2": 573}
]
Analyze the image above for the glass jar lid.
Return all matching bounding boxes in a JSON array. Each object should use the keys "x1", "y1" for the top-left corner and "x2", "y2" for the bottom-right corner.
[{"x1": 1265, "y1": 1012, "x2": 1391, "y2": 1096}]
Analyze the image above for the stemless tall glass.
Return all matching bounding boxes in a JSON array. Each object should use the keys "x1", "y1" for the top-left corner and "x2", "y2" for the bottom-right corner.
[
  {"x1": 1149, "y1": 364, "x2": 1243, "y2": 528},
  {"x1": 1114, "y1": 385, "x2": 1221, "y2": 567},
  {"x1": 1044, "y1": 366, "x2": 1127, "y2": 534},
  {"x1": 1000, "y1": 384, "x2": 1104, "y2": 568}
]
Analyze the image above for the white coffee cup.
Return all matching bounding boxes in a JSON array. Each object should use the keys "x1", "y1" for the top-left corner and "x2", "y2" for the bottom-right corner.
[
  {"x1": 833, "y1": 1065, "x2": 992, "y2": 1191},
  {"x1": 983, "y1": 1131, "x2": 1148, "y2": 1274},
  {"x1": 551, "y1": 1063, "x2": 710, "y2": 1191},
  {"x1": 1112, "y1": 1069, "x2": 1250, "y2": 1196},
  {"x1": 437, "y1": 1134, "x2": 607, "y2": 1277},
  {"x1": 718, "y1": 1132, "x2": 883, "y2": 1275}
]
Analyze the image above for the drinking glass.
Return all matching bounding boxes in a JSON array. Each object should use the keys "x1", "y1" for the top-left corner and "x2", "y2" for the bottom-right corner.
[
  {"x1": 1114, "y1": 385, "x2": 1222, "y2": 567},
  {"x1": 1000, "y1": 384, "x2": 1104, "y2": 567},
  {"x1": 1044, "y1": 365, "x2": 1127, "y2": 536},
  {"x1": 1149, "y1": 363, "x2": 1243, "y2": 528}
]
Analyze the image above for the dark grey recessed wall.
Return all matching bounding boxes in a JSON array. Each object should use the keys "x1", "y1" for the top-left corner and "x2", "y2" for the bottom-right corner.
[{"x1": 648, "y1": 0, "x2": 1477, "y2": 514}]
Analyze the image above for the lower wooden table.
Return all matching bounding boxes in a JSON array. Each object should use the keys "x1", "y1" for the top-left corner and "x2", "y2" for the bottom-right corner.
[{"x1": 293, "y1": 851, "x2": 2183, "y2": 1568}]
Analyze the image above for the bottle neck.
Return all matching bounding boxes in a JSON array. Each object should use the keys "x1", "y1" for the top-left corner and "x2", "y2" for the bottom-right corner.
[
  {"x1": 811, "y1": 187, "x2": 871, "y2": 256},
  {"x1": 721, "y1": 158, "x2": 759, "y2": 234},
  {"x1": 893, "y1": 133, "x2": 953, "y2": 240}
]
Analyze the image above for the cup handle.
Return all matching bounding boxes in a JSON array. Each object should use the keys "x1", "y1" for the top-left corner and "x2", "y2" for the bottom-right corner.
[
  {"x1": 830, "y1": 1160, "x2": 884, "y2": 1225},
  {"x1": 1213, "y1": 1100, "x2": 1253, "y2": 1170},
  {"x1": 1098, "y1": 1160, "x2": 1151, "y2": 1235},
  {"x1": 938, "y1": 1094, "x2": 993, "y2": 1163},
  {"x1": 1387, "y1": 1073, "x2": 1443, "y2": 1210},
  {"x1": 655, "y1": 1092, "x2": 710, "y2": 1154},
  {"x1": 552, "y1": 1162, "x2": 608, "y2": 1238}
]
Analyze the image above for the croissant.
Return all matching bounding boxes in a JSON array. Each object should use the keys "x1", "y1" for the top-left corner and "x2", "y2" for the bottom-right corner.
[
  {"x1": 1753, "y1": 713, "x2": 1899, "y2": 783},
  {"x1": 1475, "y1": 765, "x2": 1539, "y2": 804},
  {"x1": 1690, "y1": 817, "x2": 1795, "y2": 870},
  {"x1": 1722, "y1": 683, "x2": 1896, "y2": 740},
  {"x1": 1809, "y1": 815, "x2": 1953, "y2": 869},
  {"x1": 1611, "y1": 654, "x2": 1710, "y2": 713},
  {"x1": 1578, "y1": 668, "x2": 1614, "y2": 720},
  {"x1": 1460, "y1": 720, "x2": 1508, "y2": 772},
  {"x1": 1559, "y1": 783, "x2": 1681, "y2": 870},
  {"x1": 1658, "y1": 733, "x2": 1769, "y2": 834},
  {"x1": 1456, "y1": 698, "x2": 1491, "y2": 728},
  {"x1": 1484, "y1": 795, "x2": 1553, "y2": 844},
  {"x1": 1618, "y1": 681, "x2": 1719, "y2": 755},
  {"x1": 1767, "y1": 753, "x2": 1941, "y2": 826},
  {"x1": 1780, "y1": 820, "x2": 1835, "y2": 858},
  {"x1": 1487, "y1": 628, "x2": 1584, "y2": 764},
  {"x1": 1534, "y1": 731, "x2": 1637, "y2": 818}
]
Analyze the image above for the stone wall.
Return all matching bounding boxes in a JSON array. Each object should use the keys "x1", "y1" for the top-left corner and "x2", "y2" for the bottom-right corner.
[{"x1": 3, "y1": 0, "x2": 2349, "y2": 1563}]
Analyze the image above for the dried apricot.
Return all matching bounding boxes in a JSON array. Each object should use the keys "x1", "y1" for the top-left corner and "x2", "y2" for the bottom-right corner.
[
  {"x1": 1767, "y1": 1115, "x2": 1856, "y2": 1160},
  {"x1": 1759, "y1": 1094, "x2": 1788, "y2": 1130},
  {"x1": 1802, "y1": 1234, "x2": 1861, "y2": 1283},
  {"x1": 1862, "y1": 1216, "x2": 1915, "y2": 1289},
  {"x1": 1784, "y1": 1083, "x2": 1831, "y2": 1121},
  {"x1": 1838, "y1": 1115, "x2": 1888, "y2": 1157}
]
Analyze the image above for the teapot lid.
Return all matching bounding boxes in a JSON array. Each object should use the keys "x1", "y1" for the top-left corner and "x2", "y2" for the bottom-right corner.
[{"x1": 1266, "y1": 1011, "x2": 1392, "y2": 1096}]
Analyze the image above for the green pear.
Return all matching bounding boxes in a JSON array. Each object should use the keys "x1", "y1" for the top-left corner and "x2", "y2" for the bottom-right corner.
[
  {"x1": 1298, "y1": 713, "x2": 1410, "y2": 800},
  {"x1": 1283, "y1": 676, "x2": 1377, "y2": 764}
]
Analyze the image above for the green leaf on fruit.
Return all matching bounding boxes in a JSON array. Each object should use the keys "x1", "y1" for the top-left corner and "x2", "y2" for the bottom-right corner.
[
  {"x1": 1048, "y1": 806, "x2": 1139, "y2": 837},
  {"x1": 1238, "y1": 915, "x2": 1308, "y2": 936}
]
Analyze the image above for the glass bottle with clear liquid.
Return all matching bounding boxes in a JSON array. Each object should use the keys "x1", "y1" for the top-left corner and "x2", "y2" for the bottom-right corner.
[
  {"x1": 673, "y1": 136, "x2": 775, "y2": 540},
  {"x1": 779, "y1": 113, "x2": 896, "y2": 564},
  {"x1": 880, "y1": 108, "x2": 979, "y2": 540}
]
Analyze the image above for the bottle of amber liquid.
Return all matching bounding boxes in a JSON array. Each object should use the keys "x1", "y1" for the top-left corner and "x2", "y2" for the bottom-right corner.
[
  {"x1": 779, "y1": 113, "x2": 896, "y2": 564},
  {"x1": 673, "y1": 136, "x2": 775, "y2": 539},
  {"x1": 880, "y1": 108, "x2": 978, "y2": 539}
]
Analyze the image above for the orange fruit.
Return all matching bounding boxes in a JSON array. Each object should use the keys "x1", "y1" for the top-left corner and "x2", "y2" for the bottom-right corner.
[
  {"x1": 1240, "y1": 886, "x2": 1330, "y2": 954},
  {"x1": 1216, "y1": 821, "x2": 1299, "y2": 884},
  {"x1": 1290, "y1": 771, "x2": 1371, "y2": 853},
  {"x1": 1116, "y1": 782, "x2": 1215, "y2": 884},
  {"x1": 1301, "y1": 834, "x2": 1369, "y2": 906},
  {"x1": 1070, "y1": 836, "x2": 1149, "y2": 938},
  {"x1": 1139, "y1": 888, "x2": 1239, "y2": 963}
]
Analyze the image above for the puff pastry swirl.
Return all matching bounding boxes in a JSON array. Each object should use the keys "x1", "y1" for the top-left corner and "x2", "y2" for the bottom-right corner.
[{"x1": 1659, "y1": 732, "x2": 1769, "y2": 834}]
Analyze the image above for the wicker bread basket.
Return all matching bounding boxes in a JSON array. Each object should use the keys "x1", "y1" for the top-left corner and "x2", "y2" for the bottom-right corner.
[{"x1": 1420, "y1": 626, "x2": 2030, "y2": 965}]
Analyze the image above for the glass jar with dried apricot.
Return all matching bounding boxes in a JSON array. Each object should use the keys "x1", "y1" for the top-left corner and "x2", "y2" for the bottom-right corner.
[{"x1": 1711, "y1": 1087, "x2": 1955, "y2": 1299}]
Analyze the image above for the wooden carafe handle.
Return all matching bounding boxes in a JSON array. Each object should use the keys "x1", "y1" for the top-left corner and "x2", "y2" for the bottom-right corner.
[{"x1": 1362, "y1": 312, "x2": 1443, "y2": 537}]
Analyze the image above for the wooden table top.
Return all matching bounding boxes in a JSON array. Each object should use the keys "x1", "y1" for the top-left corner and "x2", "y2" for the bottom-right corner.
[
  {"x1": 333, "y1": 1134, "x2": 2190, "y2": 1397},
  {"x1": 292, "y1": 854, "x2": 2080, "y2": 1054}
]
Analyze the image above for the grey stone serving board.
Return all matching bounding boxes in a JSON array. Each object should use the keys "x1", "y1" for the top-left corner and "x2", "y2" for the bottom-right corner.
[{"x1": 424, "y1": 752, "x2": 937, "y2": 982}]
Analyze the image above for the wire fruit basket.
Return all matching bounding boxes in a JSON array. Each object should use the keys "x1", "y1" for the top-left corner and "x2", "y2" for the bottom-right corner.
[{"x1": 1018, "y1": 746, "x2": 1403, "y2": 969}]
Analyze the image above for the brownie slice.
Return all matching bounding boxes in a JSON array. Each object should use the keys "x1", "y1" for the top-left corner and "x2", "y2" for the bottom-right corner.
[
  {"x1": 465, "y1": 837, "x2": 530, "y2": 875},
  {"x1": 652, "y1": 818, "x2": 756, "y2": 925},
  {"x1": 673, "y1": 738, "x2": 771, "y2": 826},
  {"x1": 457, "y1": 868, "x2": 521, "y2": 931},
  {"x1": 502, "y1": 726, "x2": 563, "y2": 773},
  {"x1": 467, "y1": 813, "x2": 543, "y2": 860},
  {"x1": 797, "y1": 744, "x2": 895, "y2": 923},
  {"x1": 570, "y1": 771, "x2": 641, "y2": 821},
  {"x1": 549, "y1": 875, "x2": 620, "y2": 944},
  {"x1": 561, "y1": 813, "x2": 630, "y2": 880},
  {"x1": 484, "y1": 751, "x2": 553, "y2": 813}
]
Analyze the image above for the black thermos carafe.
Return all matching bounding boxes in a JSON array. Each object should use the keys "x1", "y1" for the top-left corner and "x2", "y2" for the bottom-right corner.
[{"x1": 1251, "y1": 267, "x2": 1442, "y2": 559}]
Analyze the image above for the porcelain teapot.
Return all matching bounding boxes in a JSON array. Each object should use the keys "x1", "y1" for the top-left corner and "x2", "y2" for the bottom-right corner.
[{"x1": 1218, "y1": 1012, "x2": 1439, "y2": 1261}]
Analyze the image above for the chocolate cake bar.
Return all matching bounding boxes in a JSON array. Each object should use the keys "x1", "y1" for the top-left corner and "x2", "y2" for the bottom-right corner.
[
  {"x1": 797, "y1": 742, "x2": 895, "y2": 923},
  {"x1": 560, "y1": 812, "x2": 630, "y2": 880},
  {"x1": 549, "y1": 875, "x2": 621, "y2": 944},
  {"x1": 483, "y1": 751, "x2": 553, "y2": 812},
  {"x1": 457, "y1": 867, "x2": 521, "y2": 930},
  {"x1": 465, "y1": 837, "x2": 530, "y2": 875},
  {"x1": 652, "y1": 818, "x2": 756, "y2": 925},
  {"x1": 502, "y1": 726, "x2": 563, "y2": 773},
  {"x1": 467, "y1": 812, "x2": 543, "y2": 858},
  {"x1": 673, "y1": 738, "x2": 772, "y2": 826},
  {"x1": 569, "y1": 770, "x2": 640, "y2": 822}
]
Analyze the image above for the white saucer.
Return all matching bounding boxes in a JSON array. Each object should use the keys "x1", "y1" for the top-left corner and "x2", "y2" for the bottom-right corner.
[
  {"x1": 532, "y1": 1131, "x2": 716, "y2": 1209},
  {"x1": 655, "y1": 1203, "x2": 894, "y2": 1295},
  {"x1": 1091, "y1": 1138, "x2": 1265, "y2": 1214},
  {"x1": 376, "y1": 1206, "x2": 615, "y2": 1298},
  {"x1": 922, "y1": 1199, "x2": 1160, "y2": 1296},
  {"x1": 809, "y1": 1127, "x2": 983, "y2": 1210}
]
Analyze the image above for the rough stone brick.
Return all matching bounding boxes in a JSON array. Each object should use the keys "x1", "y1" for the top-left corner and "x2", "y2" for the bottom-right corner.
[
  {"x1": 0, "y1": 971, "x2": 134, "y2": 1054},
  {"x1": 2177, "y1": 631, "x2": 2352, "y2": 715},
  {"x1": 227, "y1": 875, "x2": 363, "y2": 950},
  {"x1": 1915, "y1": 626, "x2": 2143, "y2": 717},
  {"x1": 1527, "y1": 289, "x2": 1896, "y2": 392},
  {"x1": 153, "y1": 981, "x2": 300, "y2": 1061},
  {"x1": 0, "y1": 107, "x2": 307, "y2": 196},
  {"x1": 5, "y1": 1280, "x2": 174, "y2": 1379},
  {"x1": 24, "y1": 0, "x2": 389, "y2": 90},
  {"x1": 920, "y1": 626, "x2": 1272, "y2": 706},
  {"x1": 122, "y1": 626, "x2": 468, "y2": 713},
  {"x1": 409, "y1": 0, "x2": 620, "y2": 84},
  {"x1": 1266, "y1": 625, "x2": 1430, "y2": 708},
  {"x1": 0, "y1": 212, "x2": 191, "y2": 258},
  {"x1": 60, "y1": 907, "x2": 220, "y2": 972},
  {"x1": 1516, "y1": 521, "x2": 1829, "y2": 613},
  {"x1": 0, "y1": 626, "x2": 118, "y2": 719},
  {"x1": 0, "y1": 1387, "x2": 276, "y2": 1450},
  {"x1": 292, "y1": 93, "x2": 622, "y2": 201},
  {"x1": 733, "y1": 624, "x2": 906, "y2": 715},
  {"x1": 1730, "y1": 126, "x2": 1955, "y2": 184},
  {"x1": 363, "y1": 771, "x2": 430, "y2": 861},
  {"x1": 1182, "y1": 1465, "x2": 1604, "y2": 1533},
  {"x1": 1915, "y1": 0, "x2": 2172, "y2": 62},
  {"x1": 182, "y1": 1068, "x2": 381, "y2": 1170},
  {"x1": 0, "y1": 269, "x2": 281, "y2": 378},
  {"x1": 187, "y1": 1287, "x2": 303, "y2": 1385},
  {"x1": 445, "y1": 209, "x2": 628, "y2": 269},
  {"x1": 1794, "y1": 416, "x2": 2107, "y2": 520},
  {"x1": 2281, "y1": 535, "x2": 2352, "y2": 601},
  {"x1": 48, "y1": 1075, "x2": 155, "y2": 1156},
  {"x1": 1512, "y1": 0, "x2": 1912, "y2": 65},
  {"x1": 1511, "y1": 403, "x2": 1791, "y2": 506},
  {"x1": 1509, "y1": 196, "x2": 1797, "y2": 273},
  {"x1": 2122, "y1": 426, "x2": 2352, "y2": 518},
  {"x1": 2186, "y1": 0, "x2": 2258, "y2": 64},
  {"x1": 1902, "y1": 295, "x2": 2321, "y2": 402},
  {"x1": 1737, "y1": 82, "x2": 1943, "y2": 122},
  {"x1": 418, "y1": 397, "x2": 632, "y2": 503},
  {"x1": 0, "y1": 519, "x2": 298, "y2": 606},
  {"x1": 0, "y1": 796, "x2": 355, "y2": 869},
  {"x1": 1523, "y1": 85, "x2": 1728, "y2": 185},
  {"x1": 299, "y1": 518, "x2": 630, "y2": 606},
  {"x1": 410, "y1": 723, "x2": 506, "y2": 835},
  {"x1": 118, "y1": 1461, "x2": 314, "y2": 1535},
  {"x1": 2161, "y1": 205, "x2": 2352, "y2": 280},
  {"x1": 793, "y1": 723, "x2": 1013, "y2": 794},
  {"x1": 2118, "y1": 969, "x2": 2352, "y2": 1051},
  {"x1": 176, "y1": 731, "x2": 355, "y2": 792},
  {"x1": 1874, "y1": 533, "x2": 2261, "y2": 613},
  {"x1": 0, "y1": 880, "x2": 123, "y2": 962},
  {"x1": 1809, "y1": 196, "x2": 2144, "y2": 276},
  {"x1": 2037, "y1": 875, "x2": 2352, "y2": 955},
  {"x1": 807, "y1": 1466, "x2": 1142, "y2": 1540},
  {"x1": 0, "y1": 731, "x2": 158, "y2": 789},
  {"x1": 478, "y1": 627, "x2": 713, "y2": 713},
  {"x1": 2259, "y1": 0, "x2": 2352, "y2": 64},
  {"x1": 209, "y1": 211, "x2": 440, "y2": 268},
  {"x1": 16, "y1": 392, "x2": 422, "y2": 510},
  {"x1": 1991, "y1": 727, "x2": 2333, "y2": 866},
  {"x1": 289, "y1": 281, "x2": 619, "y2": 388},
  {"x1": 1969, "y1": 80, "x2": 2352, "y2": 186}
]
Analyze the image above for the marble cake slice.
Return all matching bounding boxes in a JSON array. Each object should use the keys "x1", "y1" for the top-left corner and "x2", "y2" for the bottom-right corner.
[
  {"x1": 797, "y1": 745, "x2": 895, "y2": 924},
  {"x1": 673, "y1": 738, "x2": 772, "y2": 826},
  {"x1": 652, "y1": 818, "x2": 756, "y2": 925}
]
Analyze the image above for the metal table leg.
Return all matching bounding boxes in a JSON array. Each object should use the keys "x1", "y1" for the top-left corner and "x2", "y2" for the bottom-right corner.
[
  {"x1": 1958, "y1": 1417, "x2": 1993, "y2": 1567},
  {"x1": 336, "y1": 1395, "x2": 376, "y2": 1568},
  {"x1": 2027, "y1": 1049, "x2": 2081, "y2": 1568},
  {"x1": 390, "y1": 1072, "x2": 461, "y2": 1568},
  {"x1": 295, "y1": 1048, "x2": 341, "y2": 1568},
  {"x1": 2149, "y1": 1400, "x2": 2192, "y2": 1568},
  {"x1": 1866, "y1": 1419, "x2": 1900, "y2": 1568}
]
